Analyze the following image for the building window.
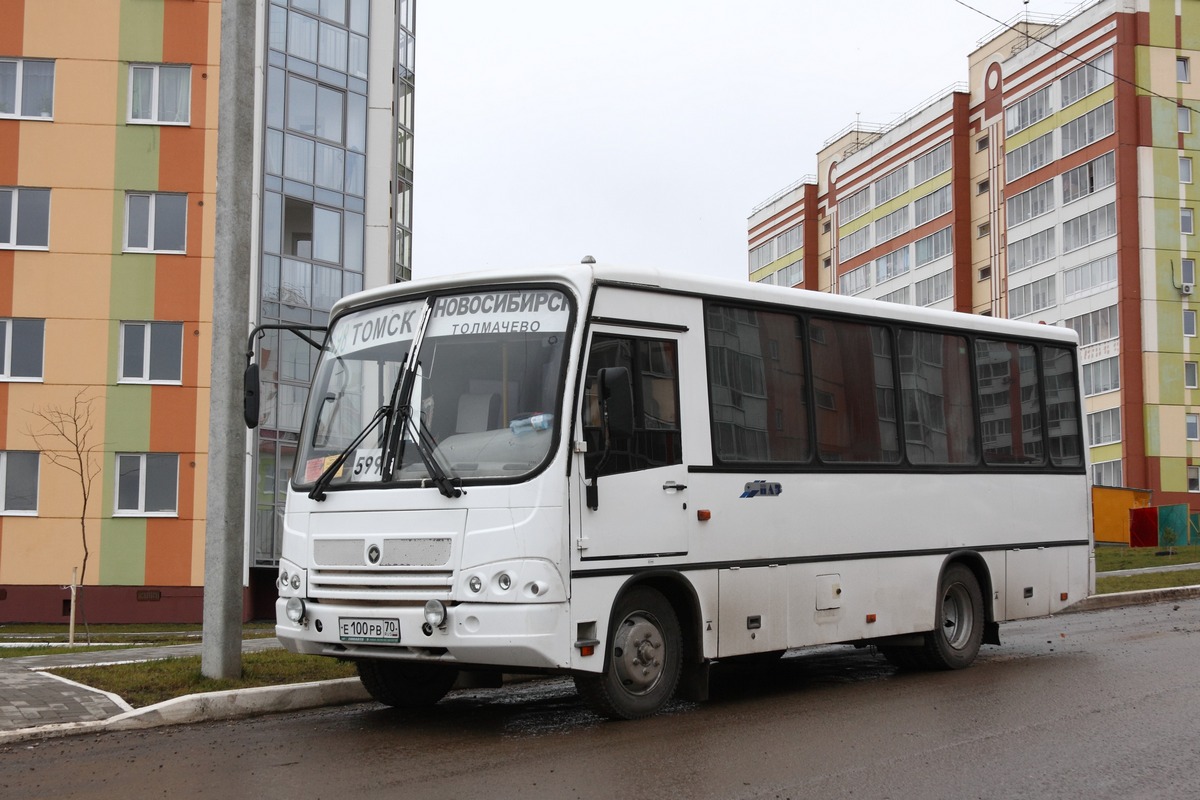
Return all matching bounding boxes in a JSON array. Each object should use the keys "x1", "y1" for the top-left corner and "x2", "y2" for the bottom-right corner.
[
  {"x1": 977, "y1": 134, "x2": 989, "y2": 151},
  {"x1": 0, "y1": 187, "x2": 50, "y2": 249},
  {"x1": 119, "y1": 322, "x2": 183, "y2": 383},
  {"x1": 1065, "y1": 255, "x2": 1118, "y2": 300},
  {"x1": 1181, "y1": 105, "x2": 1192, "y2": 134},
  {"x1": 1061, "y1": 51, "x2": 1114, "y2": 107},
  {"x1": 0, "y1": 58, "x2": 54, "y2": 119},
  {"x1": 839, "y1": 264, "x2": 871, "y2": 295},
  {"x1": 1062, "y1": 152, "x2": 1116, "y2": 204},
  {"x1": 875, "y1": 247, "x2": 910, "y2": 284},
  {"x1": 914, "y1": 227, "x2": 952, "y2": 267},
  {"x1": 115, "y1": 453, "x2": 179, "y2": 515},
  {"x1": 1188, "y1": 414, "x2": 1199, "y2": 441},
  {"x1": 128, "y1": 64, "x2": 191, "y2": 125},
  {"x1": 874, "y1": 167, "x2": 909, "y2": 206},
  {"x1": 1092, "y1": 459, "x2": 1123, "y2": 487},
  {"x1": 915, "y1": 269, "x2": 953, "y2": 306},
  {"x1": 1005, "y1": 86, "x2": 1053, "y2": 136},
  {"x1": 0, "y1": 318, "x2": 45, "y2": 380},
  {"x1": 822, "y1": 219, "x2": 831, "y2": 233},
  {"x1": 1187, "y1": 361, "x2": 1199, "y2": 389},
  {"x1": 1082, "y1": 356, "x2": 1119, "y2": 396},
  {"x1": 1005, "y1": 132, "x2": 1054, "y2": 182},
  {"x1": 1008, "y1": 228, "x2": 1056, "y2": 273},
  {"x1": 1180, "y1": 57, "x2": 1191, "y2": 83},
  {"x1": 1183, "y1": 157, "x2": 1194, "y2": 184},
  {"x1": 1190, "y1": 465, "x2": 1200, "y2": 492},
  {"x1": 838, "y1": 227, "x2": 871, "y2": 260},
  {"x1": 1060, "y1": 102, "x2": 1115, "y2": 156},
  {"x1": 977, "y1": 179, "x2": 990, "y2": 195},
  {"x1": 840, "y1": 187, "x2": 871, "y2": 223},
  {"x1": 875, "y1": 206, "x2": 910, "y2": 245},
  {"x1": 979, "y1": 266, "x2": 992, "y2": 281},
  {"x1": 1065, "y1": 305, "x2": 1119, "y2": 347},
  {"x1": 913, "y1": 141, "x2": 952, "y2": 184},
  {"x1": 124, "y1": 192, "x2": 187, "y2": 253},
  {"x1": 1009, "y1": 276, "x2": 1057, "y2": 318},
  {"x1": 0, "y1": 451, "x2": 38, "y2": 514},
  {"x1": 1062, "y1": 203, "x2": 1117, "y2": 252},
  {"x1": 1185, "y1": 208, "x2": 1196, "y2": 236},
  {"x1": 914, "y1": 184, "x2": 952, "y2": 226},
  {"x1": 1186, "y1": 309, "x2": 1197, "y2": 337},
  {"x1": 978, "y1": 221, "x2": 991, "y2": 238},
  {"x1": 1087, "y1": 408, "x2": 1121, "y2": 446},
  {"x1": 1009, "y1": 179, "x2": 1056, "y2": 225}
]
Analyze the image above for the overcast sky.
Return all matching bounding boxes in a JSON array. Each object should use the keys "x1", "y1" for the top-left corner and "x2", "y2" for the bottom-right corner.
[{"x1": 411, "y1": 0, "x2": 1086, "y2": 283}]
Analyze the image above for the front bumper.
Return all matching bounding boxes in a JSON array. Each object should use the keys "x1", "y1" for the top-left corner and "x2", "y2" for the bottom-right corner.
[{"x1": 275, "y1": 597, "x2": 572, "y2": 671}]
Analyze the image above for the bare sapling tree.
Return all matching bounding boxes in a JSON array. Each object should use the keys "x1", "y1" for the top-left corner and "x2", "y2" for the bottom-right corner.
[{"x1": 28, "y1": 389, "x2": 103, "y2": 640}]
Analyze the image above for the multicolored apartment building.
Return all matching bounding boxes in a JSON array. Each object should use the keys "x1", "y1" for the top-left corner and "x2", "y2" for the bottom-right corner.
[
  {"x1": 748, "y1": 0, "x2": 1200, "y2": 514},
  {"x1": 0, "y1": 0, "x2": 414, "y2": 622}
]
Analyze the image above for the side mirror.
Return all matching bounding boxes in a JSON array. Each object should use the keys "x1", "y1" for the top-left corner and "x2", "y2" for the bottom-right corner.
[
  {"x1": 598, "y1": 366, "x2": 634, "y2": 438},
  {"x1": 244, "y1": 363, "x2": 260, "y2": 429}
]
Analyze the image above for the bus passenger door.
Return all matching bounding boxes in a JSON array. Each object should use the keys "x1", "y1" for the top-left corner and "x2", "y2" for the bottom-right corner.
[{"x1": 576, "y1": 329, "x2": 689, "y2": 560}]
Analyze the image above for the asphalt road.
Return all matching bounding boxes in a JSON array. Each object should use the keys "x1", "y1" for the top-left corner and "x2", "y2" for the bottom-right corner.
[{"x1": 2, "y1": 599, "x2": 1197, "y2": 800}]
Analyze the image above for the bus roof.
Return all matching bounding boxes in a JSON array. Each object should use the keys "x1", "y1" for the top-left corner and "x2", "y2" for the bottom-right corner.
[{"x1": 330, "y1": 262, "x2": 1080, "y2": 346}]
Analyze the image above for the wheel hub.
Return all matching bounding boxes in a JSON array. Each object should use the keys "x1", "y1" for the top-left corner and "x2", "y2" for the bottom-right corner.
[{"x1": 612, "y1": 614, "x2": 664, "y2": 695}]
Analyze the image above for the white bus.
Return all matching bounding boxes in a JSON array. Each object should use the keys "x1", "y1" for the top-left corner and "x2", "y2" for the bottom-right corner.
[{"x1": 252, "y1": 262, "x2": 1092, "y2": 719}]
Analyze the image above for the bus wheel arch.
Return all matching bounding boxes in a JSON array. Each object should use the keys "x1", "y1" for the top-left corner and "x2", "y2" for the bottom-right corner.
[
  {"x1": 574, "y1": 573, "x2": 701, "y2": 719},
  {"x1": 922, "y1": 557, "x2": 988, "y2": 670}
]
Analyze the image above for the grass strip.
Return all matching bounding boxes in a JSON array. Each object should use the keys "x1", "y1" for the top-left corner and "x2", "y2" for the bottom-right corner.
[
  {"x1": 49, "y1": 650, "x2": 357, "y2": 708},
  {"x1": 1093, "y1": 545, "x2": 1200, "y2": 571},
  {"x1": 1094, "y1": 568, "x2": 1200, "y2": 595}
]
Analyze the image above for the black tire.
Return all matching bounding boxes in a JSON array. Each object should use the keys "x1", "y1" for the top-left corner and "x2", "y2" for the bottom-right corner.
[
  {"x1": 574, "y1": 587, "x2": 682, "y2": 720},
  {"x1": 356, "y1": 660, "x2": 459, "y2": 708},
  {"x1": 920, "y1": 563, "x2": 985, "y2": 670}
]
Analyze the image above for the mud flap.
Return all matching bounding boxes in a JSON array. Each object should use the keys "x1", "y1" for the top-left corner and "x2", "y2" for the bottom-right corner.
[{"x1": 984, "y1": 620, "x2": 1001, "y2": 646}]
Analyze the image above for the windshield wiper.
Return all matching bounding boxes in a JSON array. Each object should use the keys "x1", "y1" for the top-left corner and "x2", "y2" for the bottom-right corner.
[
  {"x1": 400, "y1": 406, "x2": 462, "y2": 498},
  {"x1": 308, "y1": 403, "x2": 390, "y2": 501}
]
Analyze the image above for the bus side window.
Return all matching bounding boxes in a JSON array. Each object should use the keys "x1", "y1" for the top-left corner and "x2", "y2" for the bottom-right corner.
[{"x1": 582, "y1": 334, "x2": 682, "y2": 478}]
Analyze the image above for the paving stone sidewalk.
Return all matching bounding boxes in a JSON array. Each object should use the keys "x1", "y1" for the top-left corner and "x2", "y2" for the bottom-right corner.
[{"x1": 0, "y1": 638, "x2": 282, "y2": 734}]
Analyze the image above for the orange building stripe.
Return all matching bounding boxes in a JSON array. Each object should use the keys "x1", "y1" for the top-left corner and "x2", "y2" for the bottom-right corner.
[{"x1": 144, "y1": 519, "x2": 193, "y2": 586}]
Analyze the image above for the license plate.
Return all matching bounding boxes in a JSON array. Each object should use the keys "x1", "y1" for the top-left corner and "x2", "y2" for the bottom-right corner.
[{"x1": 338, "y1": 617, "x2": 400, "y2": 643}]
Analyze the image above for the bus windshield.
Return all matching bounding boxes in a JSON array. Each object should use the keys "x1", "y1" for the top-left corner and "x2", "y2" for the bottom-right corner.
[{"x1": 294, "y1": 287, "x2": 573, "y2": 491}]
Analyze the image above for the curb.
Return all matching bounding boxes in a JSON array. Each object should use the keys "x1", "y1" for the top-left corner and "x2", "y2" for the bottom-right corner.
[
  {"x1": 0, "y1": 677, "x2": 369, "y2": 746},
  {"x1": 1062, "y1": 584, "x2": 1200, "y2": 613}
]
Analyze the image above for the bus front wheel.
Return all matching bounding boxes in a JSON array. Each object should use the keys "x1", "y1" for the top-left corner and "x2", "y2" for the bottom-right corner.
[
  {"x1": 574, "y1": 587, "x2": 682, "y2": 720},
  {"x1": 921, "y1": 563, "x2": 984, "y2": 670},
  {"x1": 356, "y1": 660, "x2": 459, "y2": 708}
]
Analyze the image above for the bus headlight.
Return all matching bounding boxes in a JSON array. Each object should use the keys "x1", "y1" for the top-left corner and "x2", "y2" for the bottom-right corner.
[
  {"x1": 285, "y1": 597, "x2": 306, "y2": 623},
  {"x1": 290, "y1": 574, "x2": 301, "y2": 590},
  {"x1": 497, "y1": 573, "x2": 512, "y2": 591},
  {"x1": 468, "y1": 575, "x2": 483, "y2": 593},
  {"x1": 424, "y1": 599, "x2": 447, "y2": 628}
]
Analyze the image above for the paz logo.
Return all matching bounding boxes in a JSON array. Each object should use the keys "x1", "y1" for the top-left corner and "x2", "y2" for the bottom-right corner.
[{"x1": 740, "y1": 480, "x2": 782, "y2": 498}]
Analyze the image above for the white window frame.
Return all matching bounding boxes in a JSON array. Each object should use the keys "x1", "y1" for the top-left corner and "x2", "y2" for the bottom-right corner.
[
  {"x1": 1087, "y1": 408, "x2": 1121, "y2": 447},
  {"x1": 1184, "y1": 208, "x2": 1195, "y2": 236},
  {"x1": 915, "y1": 269, "x2": 953, "y2": 306},
  {"x1": 1185, "y1": 309, "x2": 1197, "y2": 338},
  {"x1": 127, "y1": 63, "x2": 191, "y2": 125},
  {"x1": 913, "y1": 141, "x2": 951, "y2": 184},
  {"x1": 1183, "y1": 157, "x2": 1194, "y2": 184},
  {"x1": 124, "y1": 192, "x2": 187, "y2": 253},
  {"x1": 1062, "y1": 203, "x2": 1116, "y2": 253},
  {"x1": 119, "y1": 321, "x2": 184, "y2": 384},
  {"x1": 0, "y1": 318, "x2": 45, "y2": 381},
  {"x1": 114, "y1": 453, "x2": 179, "y2": 516},
  {"x1": 1189, "y1": 465, "x2": 1200, "y2": 492},
  {"x1": 0, "y1": 58, "x2": 55, "y2": 120},
  {"x1": 1091, "y1": 458, "x2": 1122, "y2": 487},
  {"x1": 838, "y1": 264, "x2": 871, "y2": 296},
  {"x1": 1082, "y1": 356, "x2": 1120, "y2": 396},
  {"x1": 1187, "y1": 360, "x2": 1199, "y2": 389},
  {"x1": 1179, "y1": 56, "x2": 1191, "y2": 83},
  {"x1": 1061, "y1": 102, "x2": 1115, "y2": 157},
  {"x1": 1181, "y1": 105, "x2": 1192, "y2": 134},
  {"x1": 1184, "y1": 258, "x2": 1196, "y2": 285},
  {"x1": 1061, "y1": 50, "x2": 1113, "y2": 108},
  {"x1": 1188, "y1": 413, "x2": 1199, "y2": 441},
  {"x1": 0, "y1": 186, "x2": 51, "y2": 250},
  {"x1": 0, "y1": 451, "x2": 39, "y2": 515}
]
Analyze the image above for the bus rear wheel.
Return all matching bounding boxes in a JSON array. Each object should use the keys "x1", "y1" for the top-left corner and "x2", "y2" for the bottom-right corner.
[
  {"x1": 920, "y1": 563, "x2": 984, "y2": 670},
  {"x1": 356, "y1": 660, "x2": 459, "y2": 708},
  {"x1": 574, "y1": 587, "x2": 682, "y2": 720}
]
